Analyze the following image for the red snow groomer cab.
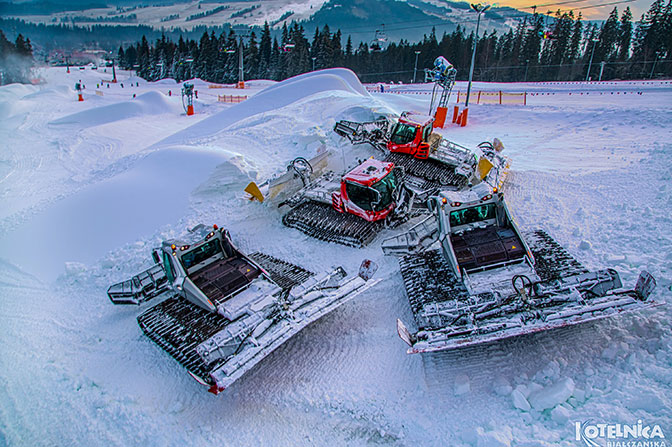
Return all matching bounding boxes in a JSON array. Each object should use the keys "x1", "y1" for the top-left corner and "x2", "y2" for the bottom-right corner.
[
  {"x1": 331, "y1": 158, "x2": 399, "y2": 222},
  {"x1": 386, "y1": 112, "x2": 436, "y2": 159},
  {"x1": 279, "y1": 157, "x2": 415, "y2": 247}
]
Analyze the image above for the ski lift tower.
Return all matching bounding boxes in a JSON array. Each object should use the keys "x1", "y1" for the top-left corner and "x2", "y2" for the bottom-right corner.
[
  {"x1": 182, "y1": 82, "x2": 195, "y2": 115},
  {"x1": 424, "y1": 56, "x2": 457, "y2": 128},
  {"x1": 370, "y1": 25, "x2": 388, "y2": 52},
  {"x1": 233, "y1": 26, "x2": 251, "y2": 89}
]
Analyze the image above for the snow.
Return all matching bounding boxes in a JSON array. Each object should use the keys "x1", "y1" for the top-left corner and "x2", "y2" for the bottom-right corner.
[
  {"x1": 527, "y1": 378, "x2": 575, "y2": 412},
  {"x1": 0, "y1": 66, "x2": 671, "y2": 446},
  {"x1": 512, "y1": 388, "x2": 531, "y2": 412},
  {"x1": 49, "y1": 90, "x2": 180, "y2": 127}
]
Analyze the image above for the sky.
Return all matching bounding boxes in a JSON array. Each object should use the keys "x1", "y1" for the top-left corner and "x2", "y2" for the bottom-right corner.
[{"x1": 489, "y1": 0, "x2": 651, "y2": 20}]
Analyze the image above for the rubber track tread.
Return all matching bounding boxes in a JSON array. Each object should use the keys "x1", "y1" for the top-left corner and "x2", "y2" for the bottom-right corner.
[
  {"x1": 398, "y1": 249, "x2": 471, "y2": 330},
  {"x1": 385, "y1": 152, "x2": 469, "y2": 190},
  {"x1": 523, "y1": 229, "x2": 588, "y2": 281},
  {"x1": 137, "y1": 253, "x2": 315, "y2": 385},
  {"x1": 248, "y1": 252, "x2": 314, "y2": 289},
  {"x1": 282, "y1": 200, "x2": 384, "y2": 247}
]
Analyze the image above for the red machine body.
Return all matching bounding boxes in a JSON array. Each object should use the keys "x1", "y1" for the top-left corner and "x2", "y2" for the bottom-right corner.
[
  {"x1": 386, "y1": 112, "x2": 434, "y2": 159},
  {"x1": 331, "y1": 159, "x2": 398, "y2": 223}
]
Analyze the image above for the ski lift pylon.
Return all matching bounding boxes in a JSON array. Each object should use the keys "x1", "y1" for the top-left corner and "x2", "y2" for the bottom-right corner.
[{"x1": 370, "y1": 25, "x2": 388, "y2": 52}]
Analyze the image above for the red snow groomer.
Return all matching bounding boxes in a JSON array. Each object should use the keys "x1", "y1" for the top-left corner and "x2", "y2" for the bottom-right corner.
[
  {"x1": 278, "y1": 157, "x2": 415, "y2": 247},
  {"x1": 334, "y1": 112, "x2": 509, "y2": 193}
]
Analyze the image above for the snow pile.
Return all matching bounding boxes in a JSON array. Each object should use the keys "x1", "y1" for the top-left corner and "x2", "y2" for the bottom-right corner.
[
  {"x1": 155, "y1": 68, "x2": 370, "y2": 148},
  {"x1": 49, "y1": 90, "x2": 179, "y2": 127},
  {"x1": 0, "y1": 146, "x2": 240, "y2": 280}
]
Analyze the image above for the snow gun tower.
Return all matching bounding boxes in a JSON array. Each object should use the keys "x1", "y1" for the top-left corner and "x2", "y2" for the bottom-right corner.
[
  {"x1": 75, "y1": 81, "x2": 83, "y2": 101},
  {"x1": 182, "y1": 82, "x2": 194, "y2": 116},
  {"x1": 425, "y1": 56, "x2": 457, "y2": 128}
]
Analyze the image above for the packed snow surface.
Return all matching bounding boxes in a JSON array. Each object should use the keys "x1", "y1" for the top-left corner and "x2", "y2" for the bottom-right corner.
[{"x1": 0, "y1": 66, "x2": 670, "y2": 447}]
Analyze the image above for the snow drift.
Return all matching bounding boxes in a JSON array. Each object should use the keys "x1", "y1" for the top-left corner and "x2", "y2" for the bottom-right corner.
[
  {"x1": 49, "y1": 90, "x2": 179, "y2": 127},
  {"x1": 0, "y1": 146, "x2": 242, "y2": 280},
  {"x1": 154, "y1": 68, "x2": 370, "y2": 148}
]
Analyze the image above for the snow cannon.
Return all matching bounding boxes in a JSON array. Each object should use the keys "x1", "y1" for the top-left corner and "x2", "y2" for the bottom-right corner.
[
  {"x1": 431, "y1": 57, "x2": 456, "y2": 83},
  {"x1": 423, "y1": 57, "x2": 457, "y2": 123},
  {"x1": 182, "y1": 82, "x2": 194, "y2": 116},
  {"x1": 75, "y1": 82, "x2": 83, "y2": 101}
]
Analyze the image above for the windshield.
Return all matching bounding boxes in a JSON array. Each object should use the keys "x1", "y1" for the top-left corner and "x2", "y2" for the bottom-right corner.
[
  {"x1": 449, "y1": 203, "x2": 496, "y2": 227},
  {"x1": 371, "y1": 171, "x2": 396, "y2": 210},
  {"x1": 180, "y1": 239, "x2": 221, "y2": 270},
  {"x1": 390, "y1": 123, "x2": 417, "y2": 145},
  {"x1": 345, "y1": 171, "x2": 396, "y2": 212}
]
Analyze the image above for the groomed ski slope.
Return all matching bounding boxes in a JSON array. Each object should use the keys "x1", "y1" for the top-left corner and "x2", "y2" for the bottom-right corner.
[{"x1": 0, "y1": 67, "x2": 670, "y2": 447}]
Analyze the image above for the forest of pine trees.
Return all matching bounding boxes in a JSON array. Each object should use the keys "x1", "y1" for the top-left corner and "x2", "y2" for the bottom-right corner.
[
  {"x1": 0, "y1": 30, "x2": 34, "y2": 84},
  {"x1": 117, "y1": 1, "x2": 671, "y2": 84}
]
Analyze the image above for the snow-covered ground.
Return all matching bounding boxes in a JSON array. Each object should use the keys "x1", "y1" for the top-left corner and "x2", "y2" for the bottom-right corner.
[{"x1": 0, "y1": 66, "x2": 670, "y2": 446}]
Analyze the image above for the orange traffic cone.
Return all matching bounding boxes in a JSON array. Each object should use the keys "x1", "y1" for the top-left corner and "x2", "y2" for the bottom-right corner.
[
  {"x1": 78, "y1": 93, "x2": 83, "y2": 102},
  {"x1": 187, "y1": 104, "x2": 194, "y2": 116}
]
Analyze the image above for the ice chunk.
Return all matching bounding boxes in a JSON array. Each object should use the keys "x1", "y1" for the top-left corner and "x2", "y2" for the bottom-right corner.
[
  {"x1": 528, "y1": 378, "x2": 575, "y2": 411},
  {"x1": 551, "y1": 405, "x2": 571, "y2": 424},
  {"x1": 512, "y1": 389, "x2": 531, "y2": 411},
  {"x1": 573, "y1": 388, "x2": 586, "y2": 403},
  {"x1": 64, "y1": 262, "x2": 87, "y2": 275}
]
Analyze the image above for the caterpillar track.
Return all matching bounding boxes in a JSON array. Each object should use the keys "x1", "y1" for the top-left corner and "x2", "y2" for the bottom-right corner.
[
  {"x1": 137, "y1": 253, "x2": 314, "y2": 386},
  {"x1": 385, "y1": 152, "x2": 469, "y2": 192},
  {"x1": 282, "y1": 200, "x2": 386, "y2": 248}
]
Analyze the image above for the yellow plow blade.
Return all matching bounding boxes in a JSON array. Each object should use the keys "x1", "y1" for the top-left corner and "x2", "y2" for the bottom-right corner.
[
  {"x1": 477, "y1": 157, "x2": 494, "y2": 181},
  {"x1": 244, "y1": 182, "x2": 264, "y2": 203}
]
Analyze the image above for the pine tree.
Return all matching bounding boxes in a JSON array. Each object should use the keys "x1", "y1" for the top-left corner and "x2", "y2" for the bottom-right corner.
[
  {"x1": 259, "y1": 22, "x2": 272, "y2": 79},
  {"x1": 618, "y1": 7, "x2": 633, "y2": 60},
  {"x1": 597, "y1": 7, "x2": 621, "y2": 62},
  {"x1": 567, "y1": 12, "x2": 583, "y2": 63},
  {"x1": 632, "y1": 0, "x2": 668, "y2": 63}
]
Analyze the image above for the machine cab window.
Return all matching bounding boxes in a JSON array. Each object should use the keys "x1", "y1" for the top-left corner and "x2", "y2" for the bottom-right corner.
[
  {"x1": 180, "y1": 239, "x2": 221, "y2": 271},
  {"x1": 162, "y1": 251, "x2": 177, "y2": 283},
  {"x1": 449, "y1": 203, "x2": 496, "y2": 227},
  {"x1": 390, "y1": 123, "x2": 417, "y2": 145}
]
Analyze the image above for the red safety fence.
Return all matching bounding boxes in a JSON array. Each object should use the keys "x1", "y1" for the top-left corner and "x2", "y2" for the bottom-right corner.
[
  {"x1": 455, "y1": 91, "x2": 527, "y2": 105},
  {"x1": 366, "y1": 86, "x2": 650, "y2": 104},
  {"x1": 218, "y1": 94, "x2": 247, "y2": 103}
]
